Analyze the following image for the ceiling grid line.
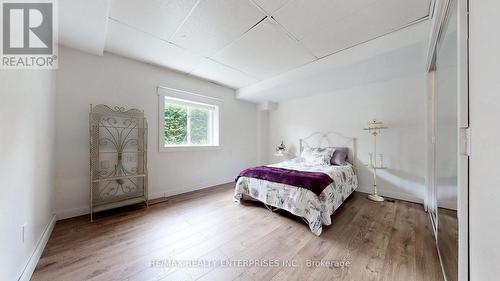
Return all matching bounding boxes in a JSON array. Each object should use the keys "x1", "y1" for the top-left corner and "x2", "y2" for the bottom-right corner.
[
  {"x1": 271, "y1": 0, "x2": 291, "y2": 14},
  {"x1": 107, "y1": 17, "x2": 195, "y2": 55},
  {"x1": 107, "y1": 17, "x2": 170, "y2": 44},
  {"x1": 190, "y1": 58, "x2": 262, "y2": 81},
  {"x1": 315, "y1": 15, "x2": 431, "y2": 61},
  {"x1": 247, "y1": 0, "x2": 319, "y2": 59},
  {"x1": 229, "y1": 14, "x2": 432, "y2": 87},
  {"x1": 209, "y1": 15, "x2": 268, "y2": 58},
  {"x1": 167, "y1": 0, "x2": 202, "y2": 42},
  {"x1": 72, "y1": 0, "x2": 434, "y2": 89},
  {"x1": 107, "y1": 17, "x2": 259, "y2": 81}
]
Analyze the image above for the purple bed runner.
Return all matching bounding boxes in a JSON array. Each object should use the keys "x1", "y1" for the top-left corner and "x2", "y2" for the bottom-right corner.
[{"x1": 237, "y1": 166, "x2": 333, "y2": 196}]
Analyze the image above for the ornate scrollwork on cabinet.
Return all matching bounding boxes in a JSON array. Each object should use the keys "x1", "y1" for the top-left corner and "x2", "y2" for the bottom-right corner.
[{"x1": 89, "y1": 104, "x2": 148, "y2": 221}]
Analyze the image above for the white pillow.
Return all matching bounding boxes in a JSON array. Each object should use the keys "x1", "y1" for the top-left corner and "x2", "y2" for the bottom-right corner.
[{"x1": 300, "y1": 147, "x2": 335, "y2": 165}]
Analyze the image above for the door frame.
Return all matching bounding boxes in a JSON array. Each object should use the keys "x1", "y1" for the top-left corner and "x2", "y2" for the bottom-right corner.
[
  {"x1": 456, "y1": 0, "x2": 469, "y2": 280},
  {"x1": 426, "y1": 0, "x2": 469, "y2": 280}
]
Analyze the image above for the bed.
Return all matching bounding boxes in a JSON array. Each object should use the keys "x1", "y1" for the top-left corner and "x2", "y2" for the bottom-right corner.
[{"x1": 234, "y1": 132, "x2": 359, "y2": 236}]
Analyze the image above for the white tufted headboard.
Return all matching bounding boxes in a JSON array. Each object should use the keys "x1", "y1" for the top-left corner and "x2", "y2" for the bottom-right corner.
[{"x1": 299, "y1": 131, "x2": 357, "y2": 168}]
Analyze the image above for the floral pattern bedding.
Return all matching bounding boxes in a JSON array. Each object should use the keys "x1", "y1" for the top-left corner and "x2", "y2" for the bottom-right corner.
[{"x1": 234, "y1": 158, "x2": 358, "y2": 236}]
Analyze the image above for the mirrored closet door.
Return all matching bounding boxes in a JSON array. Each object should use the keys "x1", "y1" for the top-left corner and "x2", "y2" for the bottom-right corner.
[{"x1": 434, "y1": 0, "x2": 459, "y2": 280}]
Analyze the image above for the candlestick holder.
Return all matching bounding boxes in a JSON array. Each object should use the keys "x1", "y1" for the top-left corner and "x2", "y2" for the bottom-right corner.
[{"x1": 364, "y1": 119, "x2": 388, "y2": 202}]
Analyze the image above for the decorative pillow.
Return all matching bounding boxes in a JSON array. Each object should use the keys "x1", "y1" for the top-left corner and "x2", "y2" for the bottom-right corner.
[
  {"x1": 300, "y1": 147, "x2": 335, "y2": 165},
  {"x1": 330, "y1": 147, "x2": 349, "y2": 166}
]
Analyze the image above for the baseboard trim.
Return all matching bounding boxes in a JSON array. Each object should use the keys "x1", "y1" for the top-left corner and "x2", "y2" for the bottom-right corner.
[
  {"x1": 56, "y1": 206, "x2": 89, "y2": 220},
  {"x1": 150, "y1": 179, "x2": 234, "y2": 202},
  {"x1": 55, "y1": 178, "x2": 235, "y2": 220},
  {"x1": 148, "y1": 182, "x2": 233, "y2": 205},
  {"x1": 356, "y1": 187, "x2": 424, "y2": 205},
  {"x1": 18, "y1": 214, "x2": 56, "y2": 281}
]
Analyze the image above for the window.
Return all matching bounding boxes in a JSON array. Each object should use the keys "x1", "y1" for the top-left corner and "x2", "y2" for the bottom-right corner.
[{"x1": 159, "y1": 88, "x2": 220, "y2": 150}]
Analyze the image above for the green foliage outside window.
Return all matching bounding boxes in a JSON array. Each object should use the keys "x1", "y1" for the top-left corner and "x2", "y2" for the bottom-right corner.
[
  {"x1": 164, "y1": 104, "x2": 187, "y2": 145},
  {"x1": 164, "y1": 103, "x2": 211, "y2": 145},
  {"x1": 190, "y1": 108, "x2": 209, "y2": 145}
]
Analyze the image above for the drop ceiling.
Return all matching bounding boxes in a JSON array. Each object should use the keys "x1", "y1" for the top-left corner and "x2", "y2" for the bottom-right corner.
[
  {"x1": 237, "y1": 20, "x2": 431, "y2": 102},
  {"x1": 60, "y1": 0, "x2": 433, "y2": 89}
]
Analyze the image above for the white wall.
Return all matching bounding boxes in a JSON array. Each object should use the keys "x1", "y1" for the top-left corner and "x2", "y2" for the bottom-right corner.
[
  {"x1": 54, "y1": 46, "x2": 260, "y2": 219},
  {"x1": 256, "y1": 111, "x2": 270, "y2": 165},
  {"x1": 469, "y1": 0, "x2": 500, "y2": 279},
  {"x1": 0, "y1": 70, "x2": 56, "y2": 280},
  {"x1": 268, "y1": 73, "x2": 427, "y2": 203}
]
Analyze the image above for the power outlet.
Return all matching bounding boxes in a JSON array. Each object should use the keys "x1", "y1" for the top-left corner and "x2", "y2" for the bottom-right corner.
[{"x1": 21, "y1": 223, "x2": 27, "y2": 243}]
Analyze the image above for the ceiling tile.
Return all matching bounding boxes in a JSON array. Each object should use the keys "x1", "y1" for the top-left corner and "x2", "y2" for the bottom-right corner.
[
  {"x1": 170, "y1": 0, "x2": 265, "y2": 56},
  {"x1": 109, "y1": 0, "x2": 197, "y2": 40},
  {"x1": 214, "y1": 19, "x2": 316, "y2": 79},
  {"x1": 367, "y1": 0, "x2": 431, "y2": 32},
  {"x1": 190, "y1": 59, "x2": 260, "y2": 88},
  {"x1": 273, "y1": 0, "x2": 378, "y2": 41},
  {"x1": 59, "y1": 0, "x2": 111, "y2": 56},
  {"x1": 105, "y1": 20, "x2": 204, "y2": 73},
  {"x1": 274, "y1": 0, "x2": 430, "y2": 57},
  {"x1": 251, "y1": 0, "x2": 290, "y2": 14},
  {"x1": 98, "y1": 0, "x2": 432, "y2": 89}
]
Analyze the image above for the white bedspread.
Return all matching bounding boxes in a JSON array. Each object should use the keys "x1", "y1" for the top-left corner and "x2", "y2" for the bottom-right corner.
[{"x1": 234, "y1": 158, "x2": 358, "y2": 236}]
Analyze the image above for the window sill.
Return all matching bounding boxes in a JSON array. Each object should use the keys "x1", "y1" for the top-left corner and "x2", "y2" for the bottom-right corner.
[{"x1": 159, "y1": 145, "x2": 222, "y2": 152}]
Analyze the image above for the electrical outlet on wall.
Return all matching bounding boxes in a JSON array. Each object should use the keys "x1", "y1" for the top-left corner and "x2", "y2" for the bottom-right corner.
[{"x1": 21, "y1": 223, "x2": 27, "y2": 243}]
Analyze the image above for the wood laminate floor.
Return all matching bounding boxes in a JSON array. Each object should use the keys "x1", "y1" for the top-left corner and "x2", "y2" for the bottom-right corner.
[
  {"x1": 31, "y1": 183, "x2": 443, "y2": 281},
  {"x1": 438, "y1": 208, "x2": 458, "y2": 281}
]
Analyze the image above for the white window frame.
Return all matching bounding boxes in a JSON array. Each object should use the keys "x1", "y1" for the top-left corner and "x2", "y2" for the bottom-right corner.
[{"x1": 158, "y1": 87, "x2": 221, "y2": 152}]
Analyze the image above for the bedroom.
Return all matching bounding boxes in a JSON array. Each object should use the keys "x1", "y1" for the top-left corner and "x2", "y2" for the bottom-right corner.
[{"x1": 0, "y1": 0, "x2": 498, "y2": 281}]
